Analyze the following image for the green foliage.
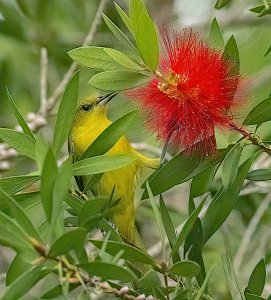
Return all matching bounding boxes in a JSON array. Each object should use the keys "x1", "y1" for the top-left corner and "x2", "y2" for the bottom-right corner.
[
  {"x1": 79, "y1": 109, "x2": 139, "y2": 159},
  {"x1": 245, "y1": 259, "x2": 266, "y2": 297},
  {"x1": 244, "y1": 97, "x2": 271, "y2": 125},
  {"x1": 214, "y1": 0, "x2": 232, "y2": 9},
  {"x1": 1, "y1": 0, "x2": 271, "y2": 299}
]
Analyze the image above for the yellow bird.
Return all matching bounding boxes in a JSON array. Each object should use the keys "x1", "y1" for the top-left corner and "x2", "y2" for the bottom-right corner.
[{"x1": 69, "y1": 93, "x2": 160, "y2": 247}]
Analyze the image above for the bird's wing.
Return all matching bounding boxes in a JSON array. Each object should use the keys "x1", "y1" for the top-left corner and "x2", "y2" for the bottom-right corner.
[{"x1": 68, "y1": 136, "x2": 84, "y2": 192}]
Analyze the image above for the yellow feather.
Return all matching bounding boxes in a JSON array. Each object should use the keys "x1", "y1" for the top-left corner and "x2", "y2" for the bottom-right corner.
[{"x1": 70, "y1": 95, "x2": 160, "y2": 246}]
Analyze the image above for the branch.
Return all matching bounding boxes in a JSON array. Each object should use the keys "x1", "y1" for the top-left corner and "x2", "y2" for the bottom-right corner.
[
  {"x1": 233, "y1": 193, "x2": 271, "y2": 272},
  {"x1": 0, "y1": 0, "x2": 107, "y2": 172},
  {"x1": 46, "y1": 0, "x2": 108, "y2": 113}
]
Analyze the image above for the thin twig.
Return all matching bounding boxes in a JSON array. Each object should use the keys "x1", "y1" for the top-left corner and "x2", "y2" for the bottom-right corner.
[
  {"x1": 233, "y1": 193, "x2": 271, "y2": 272},
  {"x1": 40, "y1": 47, "x2": 48, "y2": 115},
  {"x1": 46, "y1": 0, "x2": 107, "y2": 112}
]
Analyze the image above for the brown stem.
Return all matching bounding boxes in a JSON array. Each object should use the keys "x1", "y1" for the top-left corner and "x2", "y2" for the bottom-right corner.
[{"x1": 231, "y1": 123, "x2": 271, "y2": 156}]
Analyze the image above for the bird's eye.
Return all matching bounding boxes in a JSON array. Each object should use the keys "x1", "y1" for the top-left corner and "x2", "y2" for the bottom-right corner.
[{"x1": 81, "y1": 104, "x2": 92, "y2": 112}]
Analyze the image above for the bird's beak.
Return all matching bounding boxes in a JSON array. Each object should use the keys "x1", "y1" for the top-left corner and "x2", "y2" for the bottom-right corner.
[{"x1": 97, "y1": 92, "x2": 118, "y2": 106}]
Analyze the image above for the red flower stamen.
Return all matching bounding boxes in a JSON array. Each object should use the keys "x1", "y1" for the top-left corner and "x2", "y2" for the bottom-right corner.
[{"x1": 128, "y1": 29, "x2": 245, "y2": 157}]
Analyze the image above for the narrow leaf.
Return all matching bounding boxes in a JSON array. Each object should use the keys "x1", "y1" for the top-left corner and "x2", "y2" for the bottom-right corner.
[
  {"x1": 246, "y1": 169, "x2": 271, "y2": 181},
  {"x1": 170, "y1": 199, "x2": 206, "y2": 258},
  {"x1": 90, "y1": 239, "x2": 156, "y2": 266},
  {"x1": 0, "y1": 211, "x2": 34, "y2": 254},
  {"x1": 73, "y1": 154, "x2": 136, "y2": 176},
  {"x1": 115, "y1": 2, "x2": 133, "y2": 34},
  {"x1": 129, "y1": 0, "x2": 148, "y2": 32},
  {"x1": 247, "y1": 259, "x2": 266, "y2": 296},
  {"x1": 6, "y1": 88, "x2": 35, "y2": 140},
  {"x1": 215, "y1": 0, "x2": 232, "y2": 9},
  {"x1": 222, "y1": 143, "x2": 243, "y2": 189},
  {"x1": 49, "y1": 229, "x2": 87, "y2": 257},
  {"x1": 0, "y1": 186, "x2": 40, "y2": 241},
  {"x1": 203, "y1": 154, "x2": 256, "y2": 243},
  {"x1": 68, "y1": 46, "x2": 122, "y2": 70},
  {"x1": 0, "y1": 129, "x2": 35, "y2": 159},
  {"x1": 53, "y1": 72, "x2": 79, "y2": 155},
  {"x1": 40, "y1": 148, "x2": 58, "y2": 222},
  {"x1": 2, "y1": 266, "x2": 50, "y2": 300},
  {"x1": 6, "y1": 255, "x2": 30, "y2": 286},
  {"x1": 79, "y1": 110, "x2": 138, "y2": 160},
  {"x1": 209, "y1": 18, "x2": 224, "y2": 49},
  {"x1": 136, "y1": 13, "x2": 159, "y2": 72},
  {"x1": 89, "y1": 70, "x2": 149, "y2": 91},
  {"x1": 223, "y1": 35, "x2": 240, "y2": 75},
  {"x1": 102, "y1": 13, "x2": 138, "y2": 54},
  {"x1": 80, "y1": 262, "x2": 137, "y2": 282},
  {"x1": 104, "y1": 48, "x2": 143, "y2": 70},
  {"x1": 243, "y1": 97, "x2": 271, "y2": 125},
  {"x1": 169, "y1": 261, "x2": 201, "y2": 277}
]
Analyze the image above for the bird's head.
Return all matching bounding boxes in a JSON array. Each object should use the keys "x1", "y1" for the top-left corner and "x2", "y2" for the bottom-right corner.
[{"x1": 73, "y1": 92, "x2": 117, "y2": 127}]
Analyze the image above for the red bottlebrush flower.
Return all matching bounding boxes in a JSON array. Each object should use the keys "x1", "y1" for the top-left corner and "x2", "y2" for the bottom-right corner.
[{"x1": 128, "y1": 30, "x2": 244, "y2": 156}]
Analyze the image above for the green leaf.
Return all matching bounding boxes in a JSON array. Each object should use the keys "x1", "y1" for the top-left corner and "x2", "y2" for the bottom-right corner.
[
  {"x1": 209, "y1": 18, "x2": 224, "y2": 49},
  {"x1": 35, "y1": 134, "x2": 49, "y2": 171},
  {"x1": 183, "y1": 217, "x2": 205, "y2": 285},
  {"x1": 102, "y1": 13, "x2": 138, "y2": 54},
  {"x1": 264, "y1": 42, "x2": 271, "y2": 57},
  {"x1": 115, "y1": 2, "x2": 133, "y2": 34},
  {"x1": 0, "y1": 129, "x2": 35, "y2": 159},
  {"x1": 250, "y1": 5, "x2": 271, "y2": 17},
  {"x1": 0, "y1": 211, "x2": 34, "y2": 254},
  {"x1": 246, "y1": 169, "x2": 271, "y2": 181},
  {"x1": 222, "y1": 143, "x2": 243, "y2": 189},
  {"x1": 0, "y1": 175, "x2": 39, "y2": 196},
  {"x1": 6, "y1": 88, "x2": 35, "y2": 140},
  {"x1": 190, "y1": 164, "x2": 219, "y2": 198},
  {"x1": 203, "y1": 154, "x2": 256, "y2": 243},
  {"x1": 243, "y1": 97, "x2": 271, "y2": 125},
  {"x1": 89, "y1": 70, "x2": 149, "y2": 91},
  {"x1": 6, "y1": 254, "x2": 30, "y2": 286},
  {"x1": 49, "y1": 228, "x2": 87, "y2": 257},
  {"x1": 53, "y1": 72, "x2": 79, "y2": 155},
  {"x1": 79, "y1": 110, "x2": 138, "y2": 160},
  {"x1": 78, "y1": 197, "x2": 109, "y2": 227},
  {"x1": 80, "y1": 262, "x2": 137, "y2": 282},
  {"x1": 245, "y1": 293, "x2": 265, "y2": 300},
  {"x1": 104, "y1": 48, "x2": 143, "y2": 70},
  {"x1": 194, "y1": 265, "x2": 215, "y2": 300},
  {"x1": 41, "y1": 284, "x2": 79, "y2": 299},
  {"x1": 159, "y1": 196, "x2": 178, "y2": 248},
  {"x1": 64, "y1": 193, "x2": 85, "y2": 215},
  {"x1": 223, "y1": 35, "x2": 240, "y2": 75},
  {"x1": 99, "y1": 218, "x2": 123, "y2": 242},
  {"x1": 90, "y1": 239, "x2": 156, "y2": 266},
  {"x1": 246, "y1": 259, "x2": 266, "y2": 296},
  {"x1": 142, "y1": 147, "x2": 231, "y2": 199},
  {"x1": 137, "y1": 269, "x2": 161, "y2": 289},
  {"x1": 170, "y1": 199, "x2": 206, "y2": 258},
  {"x1": 174, "y1": 289, "x2": 190, "y2": 300},
  {"x1": 14, "y1": 192, "x2": 40, "y2": 212},
  {"x1": 0, "y1": 186, "x2": 40, "y2": 241},
  {"x1": 68, "y1": 46, "x2": 123, "y2": 70},
  {"x1": 1, "y1": 266, "x2": 50, "y2": 300},
  {"x1": 250, "y1": 5, "x2": 265, "y2": 13},
  {"x1": 129, "y1": 0, "x2": 148, "y2": 32},
  {"x1": 214, "y1": 0, "x2": 232, "y2": 9},
  {"x1": 40, "y1": 148, "x2": 58, "y2": 222},
  {"x1": 50, "y1": 157, "x2": 72, "y2": 238},
  {"x1": 73, "y1": 154, "x2": 137, "y2": 176},
  {"x1": 169, "y1": 261, "x2": 201, "y2": 277},
  {"x1": 136, "y1": 13, "x2": 159, "y2": 72}
]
